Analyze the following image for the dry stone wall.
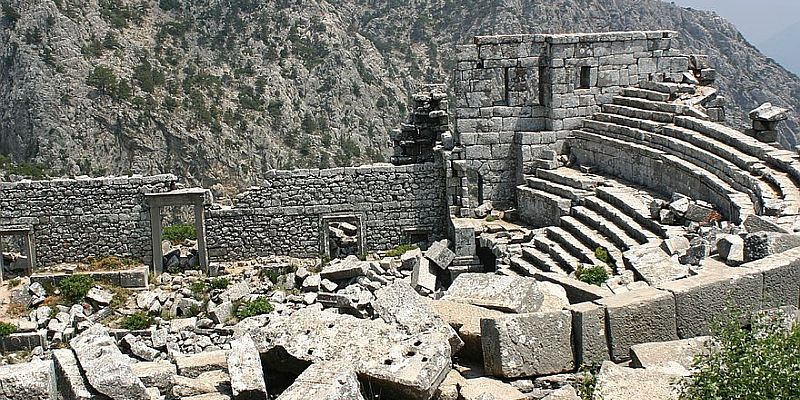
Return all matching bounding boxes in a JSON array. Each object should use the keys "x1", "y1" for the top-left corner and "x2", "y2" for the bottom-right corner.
[
  {"x1": 206, "y1": 162, "x2": 447, "y2": 260},
  {"x1": 0, "y1": 175, "x2": 177, "y2": 267},
  {"x1": 454, "y1": 31, "x2": 690, "y2": 206}
]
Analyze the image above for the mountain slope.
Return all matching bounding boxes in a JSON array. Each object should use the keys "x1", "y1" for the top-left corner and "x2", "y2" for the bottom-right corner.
[
  {"x1": 0, "y1": 0, "x2": 798, "y2": 191},
  {"x1": 759, "y1": 20, "x2": 800, "y2": 77}
]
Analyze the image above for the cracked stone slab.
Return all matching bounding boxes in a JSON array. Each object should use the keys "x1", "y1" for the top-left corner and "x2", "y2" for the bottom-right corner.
[
  {"x1": 442, "y1": 273, "x2": 543, "y2": 313},
  {"x1": 276, "y1": 362, "x2": 364, "y2": 400}
]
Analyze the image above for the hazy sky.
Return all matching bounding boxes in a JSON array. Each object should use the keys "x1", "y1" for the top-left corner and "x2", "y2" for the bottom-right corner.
[{"x1": 667, "y1": 0, "x2": 800, "y2": 45}]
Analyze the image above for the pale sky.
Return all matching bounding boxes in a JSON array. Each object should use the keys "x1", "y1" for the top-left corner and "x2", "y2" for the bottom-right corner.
[{"x1": 667, "y1": 0, "x2": 800, "y2": 45}]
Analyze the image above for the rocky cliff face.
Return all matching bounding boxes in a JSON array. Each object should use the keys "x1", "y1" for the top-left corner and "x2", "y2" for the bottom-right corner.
[{"x1": 0, "y1": 0, "x2": 798, "y2": 190}]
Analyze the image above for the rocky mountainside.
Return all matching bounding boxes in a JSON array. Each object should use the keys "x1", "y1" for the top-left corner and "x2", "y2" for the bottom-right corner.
[{"x1": 1, "y1": 0, "x2": 798, "y2": 191}]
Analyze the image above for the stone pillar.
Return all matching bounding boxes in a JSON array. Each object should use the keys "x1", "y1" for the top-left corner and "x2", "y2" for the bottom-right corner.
[
  {"x1": 194, "y1": 204, "x2": 209, "y2": 276},
  {"x1": 150, "y1": 205, "x2": 163, "y2": 275},
  {"x1": 24, "y1": 233, "x2": 35, "y2": 276},
  {"x1": 748, "y1": 102, "x2": 790, "y2": 144}
]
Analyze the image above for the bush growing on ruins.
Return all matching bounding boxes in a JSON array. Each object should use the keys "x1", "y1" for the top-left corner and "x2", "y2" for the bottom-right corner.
[
  {"x1": 0, "y1": 322, "x2": 17, "y2": 337},
  {"x1": 575, "y1": 265, "x2": 609, "y2": 286},
  {"x1": 190, "y1": 280, "x2": 208, "y2": 298},
  {"x1": 209, "y1": 277, "x2": 230, "y2": 290},
  {"x1": 679, "y1": 313, "x2": 800, "y2": 399},
  {"x1": 235, "y1": 298, "x2": 274, "y2": 319},
  {"x1": 58, "y1": 275, "x2": 95, "y2": 303},
  {"x1": 485, "y1": 215, "x2": 499, "y2": 222},
  {"x1": 121, "y1": 312, "x2": 152, "y2": 330},
  {"x1": 6, "y1": 278, "x2": 20, "y2": 288},
  {"x1": 163, "y1": 223, "x2": 197, "y2": 244},
  {"x1": 386, "y1": 244, "x2": 417, "y2": 257},
  {"x1": 81, "y1": 255, "x2": 139, "y2": 271}
]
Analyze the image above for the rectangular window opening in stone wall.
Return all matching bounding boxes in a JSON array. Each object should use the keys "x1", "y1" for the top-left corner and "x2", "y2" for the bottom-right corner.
[
  {"x1": 579, "y1": 66, "x2": 591, "y2": 89},
  {"x1": 160, "y1": 205, "x2": 200, "y2": 274},
  {"x1": 404, "y1": 228, "x2": 431, "y2": 249},
  {"x1": 320, "y1": 214, "x2": 365, "y2": 259},
  {"x1": 0, "y1": 226, "x2": 36, "y2": 283},
  {"x1": 466, "y1": 169, "x2": 484, "y2": 207},
  {"x1": 538, "y1": 66, "x2": 548, "y2": 106}
]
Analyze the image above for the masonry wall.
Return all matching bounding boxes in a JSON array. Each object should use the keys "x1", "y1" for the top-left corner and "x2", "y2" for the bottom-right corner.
[
  {"x1": 205, "y1": 162, "x2": 447, "y2": 260},
  {"x1": 0, "y1": 175, "x2": 177, "y2": 267},
  {"x1": 453, "y1": 31, "x2": 690, "y2": 207}
]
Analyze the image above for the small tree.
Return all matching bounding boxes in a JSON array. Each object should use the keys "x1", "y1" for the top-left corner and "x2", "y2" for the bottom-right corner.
[
  {"x1": 87, "y1": 66, "x2": 119, "y2": 96},
  {"x1": 1, "y1": 2, "x2": 20, "y2": 25}
]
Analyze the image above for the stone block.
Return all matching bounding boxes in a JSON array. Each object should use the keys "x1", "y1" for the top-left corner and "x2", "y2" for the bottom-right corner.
[
  {"x1": 453, "y1": 226, "x2": 477, "y2": 257},
  {"x1": 320, "y1": 255, "x2": 366, "y2": 281},
  {"x1": 743, "y1": 246, "x2": 800, "y2": 308},
  {"x1": 744, "y1": 214, "x2": 788, "y2": 234},
  {"x1": 744, "y1": 231, "x2": 800, "y2": 262},
  {"x1": 276, "y1": 362, "x2": 364, "y2": 400},
  {"x1": 427, "y1": 299, "x2": 505, "y2": 360},
  {"x1": 443, "y1": 273, "x2": 544, "y2": 313},
  {"x1": 119, "y1": 269, "x2": 148, "y2": 288},
  {"x1": 0, "y1": 360, "x2": 57, "y2": 400},
  {"x1": 629, "y1": 336, "x2": 710, "y2": 370},
  {"x1": 566, "y1": 302, "x2": 609, "y2": 367},
  {"x1": 481, "y1": 311, "x2": 574, "y2": 377},
  {"x1": 459, "y1": 377, "x2": 526, "y2": 400},
  {"x1": 597, "y1": 288, "x2": 678, "y2": 361},
  {"x1": 541, "y1": 385, "x2": 581, "y2": 400},
  {"x1": 658, "y1": 268, "x2": 762, "y2": 339},
  {"x1": 175, "y1": 350, "x2": 230, "y2": 378},
  {"x1": 592, "y1": 361, "x2": 682, "y2": 400},
  {"x1": 717, "y1": 234, "x2": 744, "y2": 264},
  {"x1": 411, "y1": 257, "x2": 438, "y2": 294},
  {"x1": 131, "y1": 361, "x2": 177, "y2": 394},
  {"x1": 52, "y1": 349, "x2": 95, "y2": 400},
  {"x1": 228, "y1": 335, "x2": 268, "y2": 400},
  {"x1": 425, "y1": 240, "x2": 456, "y2": 269}
]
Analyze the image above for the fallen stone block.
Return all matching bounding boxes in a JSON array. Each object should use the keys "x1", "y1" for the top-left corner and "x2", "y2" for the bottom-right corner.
[
  {"x1": 717, "y1": 234, "x2": 744, "y2": 264},
  {"x1": 744, "y1": 231, "x2": 800, "y2": 262},
  {"x1": 227, "y1": 335, "x2": 268, "y2": 400},
  {"x1": 0, "y1": 359, "x2": 57, "y2": 400},
  {"x1": 86, "y1": 287, "x2": 114, "y2": 305},
  {"x1": 172, "y1": 370, "x2": 230, "y2": 398},
  {"x1": 592, "y1": 361, "x2": 683, "y2": 400},
  {"x1": 276, "y1": 362, "x2": 364, "y2": 400},
  {"x1": 624, "y1": 244, "x2": 688, "y2": 286},
  {"x1": 175, "y1": 350, "x2": 229, "y2": 378},
  {"x1": 596, "y1": 287, "x2": 678, "y2": 362},
  {"x1": 542, "y1": 385, "x2": 581, "y2": 400},
  {"x1": 52, "y1": 349, "x2": 96, "y2": 400},
  {"x1": 443, "y1": 273, "x2": 544, "y2": 313},
  {"x1": 374, "y1": 281, "x2": 464, "y2": 354},
  {"x1": 69, "y1": 324, "x2": 149, "y2": 400},
  {"x1": 426, "y1": 299, "x2": 504, "y2": 360},
  {"x1": 182, "y1": 394, "x2": 231, "y2": 400},
  {"x1": 459, "y1": 377, "x2": 526, "y2": 400},
  {"x1": 566, "y1": 302, "x2": 609, "y2": 367},
  {"x1": 481, "y1": 311, "x2": 574, "y2": 377},
  {"x1": 131, "y1": 361, "x2": 177, "y2": 395},
  {"x1": 744, "y1": 214, "x2": 788, "y2": 234},
  {"x1": 425, "y1": 240, "x2": 455, "y2": 269},
  {"x1": 630, "y1": 336, "x2": 710, "y2": 370},
  {"x1": 658, "y1": 268, "x2": 762, "y2": 339},
  {"x1": 320, "y1": 255, "x2": 367, "y2": 281},
  {"x1": 660, "y1": 237, "x2": 690, "y2": 256},
  {"x1": 411, "y1": 257, "x2": 438, "y2": 294},
  {"x1": 539, "y1": 281, "x2": 570, "y2": 312},
  {"x1": 400, "y1": 248, "x2": 422, "y2": 270}
]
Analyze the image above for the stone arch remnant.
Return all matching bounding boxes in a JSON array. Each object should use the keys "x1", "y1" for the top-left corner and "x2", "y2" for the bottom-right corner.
[{"x1": 145, "y1": 188, "x2": 211, "y2": 276}]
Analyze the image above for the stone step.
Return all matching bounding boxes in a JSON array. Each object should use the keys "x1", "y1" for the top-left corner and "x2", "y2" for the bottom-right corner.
[
  {"x1": 571, "y1": 206, "x2": 640, "y2": 251},
  {"x1": 594, "y1": 112, "x2": 666, "y2": 133},
  {"x1": 536, "y1": 167, "x2": 603, "y2": 190},
  {"x1": 621, "y1": 87, "x2": 671, "y2": 102},
  {"x1": 602, "y1": 103, "x2": 674, "y2": 123},
  {"x1": 533, "y1": 236, "x2": 581, "y2": 274},
  {"x1": 517, "y1": 185, "x2": 572, "y2": 228},
  {"x1": 583, "y1": 196, "x2": 657, "y2": 244},
  {"x1": 545, "y1": 226, "x2": 600, "y2": 266},
  {"x1": 612, "y1": 95, "x2": 683, "y2": 114},
  {"x1": 509, "y1": 256, "x2": 543, "y2": 277},
  {"x1": 559, "y1": 215, "x2": 625, "y2": 273},
  {"x1": 595, "y1": 186, "x2": 668, "y2": 238},
  {"x1": 640, "y1": 80, "x2": 695, "y2": 97},
  {"x1": 521, "y1": 245, "x2": 568, "y2": 276},
  {"x1": 525, "y1": 176, "x2": 590, "y2": 201}
]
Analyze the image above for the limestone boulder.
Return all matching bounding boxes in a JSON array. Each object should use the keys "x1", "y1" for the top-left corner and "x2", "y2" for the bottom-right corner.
[
  {"x1": 630, "y1": 337, "x2": 710, "y2": 370},
  {"x1": 443, "y1": 273, "x2": 543, "y2": 313},
  {"x1": 426, "y1": 299, "x2": 505, "y2": 360},
  {"x1": 743, "y1": 231, "x2": 800, "y2": 262},
  {"x1": 277, "y1": 363, "x2": 364, "y2": 400},
  {"x1": 227, "y1": 335, "x2": 268, "y2": 400},
  {"x1": 411, "y1": 257, "x2": 438, "y2": 294},
  {"x1": 592, "y1": 361, "x2": 682, "y2": 400},
  {"x1": 0, "y1": 360, "x2": 57, "y2": 400},
  {"x1": 459, "y1": 377, "x2": 526, "y2": 400},
  {"x1": 425, "y1": 240, "x2": 455, "y2": 269},
  {"x1": 320, "y1": 255, "x2": 367, "y2": 281}
]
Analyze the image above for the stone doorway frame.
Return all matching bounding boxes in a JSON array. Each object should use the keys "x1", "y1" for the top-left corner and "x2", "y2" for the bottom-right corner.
[
  {"x1": 0, "y1": 225, "x2": 36, "y2": 283},
  {"x1": 145, "y1": 189, "x2": 211, "y2": 276},
  {"x1": 319, "y1": 213, "x2": 365, "y2": 259}
]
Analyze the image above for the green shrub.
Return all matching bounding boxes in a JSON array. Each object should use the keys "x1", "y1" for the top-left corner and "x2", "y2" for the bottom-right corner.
[
  {"x1": 121, "y1": 312, "x2": 152, "y2": 330},
  {"x1": 594, "y1": 247, "x2": 611, "y2": 265},
  {"x1": 235, "y1": 298, "x2": 274, "y2": 319},
  {"x1": 81, "y1": 255, "x2": 138, "y2": 271},
  {"x1": 190, "y1": 281, "x2": 207, "y2": 296},
  {"x1": 58, "y1": 275, "x2": 95, "y2": 303},
  {"x1": 679, "y1": 314, "x2": 800, "y2": 399},
  {"x1": 0, "y1": 322, "x2": 17, "y2": 337},
  {"x1": 261, "y1": 266, "x2": 293, "y2": 285},
  {"x1": 163, "y1": 224, "x2": 197, "y2": 244},
  {"x1": 386, "y1": 244, "x2": 417, "y2": 257},
  {"x1": 209, "y1": 277, "x2": 230, "y2": 290},
  {"x1": 87, "y1": 66, "x2": 119, "y2": 95},
  {"x1": 1, "y1": 2, "x2": 20, "y2": 25},
  {"x1": 485, "y1": 215, "x2": 499, "y2": 222},
  {"x1": 575, "y1": 265, "x2": 609, "y2": 286},
  {"x1": 7, "y1": 278, "x2": 20, "y2": 288}
]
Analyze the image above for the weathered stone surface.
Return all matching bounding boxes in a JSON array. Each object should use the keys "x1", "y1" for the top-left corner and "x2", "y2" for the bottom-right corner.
[
  {"x1": 744, "y1": 231, "x2": 800, "y2": 262},
  {"x1": 443, "y1": 273, "x2": 543, "y2": 313},
  {"x1": 320, "y1": 255, "x2": 367, "y2": 281},
  {"x1": 227, "y1": 335, "x2": 268, "y2": 400},
  {"x1": 459, "y1": 377, "x2": 526, "y2": 400},
  {"x1": 716, "y1": 234, "x2": 744, "y2": 264},
  {"x1": 658, "y1": 268, "x2": 762, "y2": 339},
  {"x1": 624, "y1": 244, "x2": 688, "y2": 286},
  {"x1": 411, "y1": 257, "x2": 438, "y2": 294},
  {"x1": 481, "y1": 311, "x2": 574, "y2": 377},
  {"x1": 566, "y1": 302, "x2": 609, "y2": 367},
  {"x1": 400, "y1": 248, "x2": 423, "y2": 270},
  {"x1": 374, "y1": 282, "x2": 464, "y2": 354},
  {"x1": 209, "y1": 301, "x2": 234, "y2": 325},
  {"x1": 427, "y1": 299, "x2": 504, "y2": 360},
  {"x1": 593, "y1": 361, "x2": 682, "y2": 400},
  {"x1": 175, "y1": 350, "x2": 229, "y2": 378},
  {"x1": 0, "y1": 360, "x2": 57, "y2": 400},
  {"x1": 52, "y1": 349, "x2": 96, "y2": 400},
  {"x1": 69, "y1": 324, "x2": 149, "y2": 400},
  {"x1": 743, "y1": 246, "x2": 800, "y2": 308},
  {"x1": 86, "y1": 287, "x2": 114, "y2": 305},
  {"x1": 539, "y1": 281, "x2": 570, "y2": 311},
  {"x1": 630, "y1": 336, "x2": 710, "y2": 370},
  {"x1": 234, "y1": 308, "x2": 451, "y2": 400},
  {"x1": 425, "y1": 240, "x2": 456, "y2": 269},
  {"x1": 597, "y1": 288, "x2": 678, "y2": 362},
  {"x1": 172, "y1": 370, "x2": 230, "y2": 398},
  {"x1": 542, "y1": 385, "x2": 581, "y2": 400},
  {"x1": 749, "y1": 102, "x2": 790, "y2": 122},
  {"x1": 131, "y1": 361, "x2": 177, "y2": 394},
  {"x1": 660, "y1": 237, "x2": 690, "y2": 256},
  {"x1": 744, "y1": 214, "x2": 788, "y2": 234},
  {"x1": 276, "y1": 363, "x2": 364, "y2": 400}
]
